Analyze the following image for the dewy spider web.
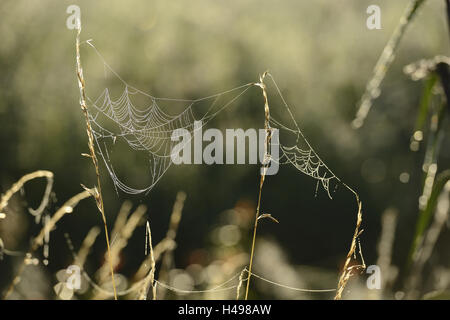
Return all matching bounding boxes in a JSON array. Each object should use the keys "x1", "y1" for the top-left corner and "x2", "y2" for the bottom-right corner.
[
  {"x1": 84, "y1": 40, "x2": 341, "y2": 199},
  {"x1": 266, "y1": 77, "x2": 339, "y2": 199},
  {"x1": 85, "y1": 41, "x2": 255, "y2": 195}
]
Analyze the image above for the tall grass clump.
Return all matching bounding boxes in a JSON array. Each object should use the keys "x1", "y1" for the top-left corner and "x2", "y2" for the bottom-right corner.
[{"x1": 353, "y1": 0, "x2": 450, "y2": 298}]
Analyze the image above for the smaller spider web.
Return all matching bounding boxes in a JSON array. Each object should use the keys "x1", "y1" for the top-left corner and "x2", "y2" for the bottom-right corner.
[{"x1": 259, "y1": 73, "x2": 341, "y2": 198}]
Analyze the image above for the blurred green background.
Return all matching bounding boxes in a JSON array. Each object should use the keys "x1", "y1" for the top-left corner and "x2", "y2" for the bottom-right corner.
[{"x1": 0, "y1": 0, "x2": 449, "y2": 299}]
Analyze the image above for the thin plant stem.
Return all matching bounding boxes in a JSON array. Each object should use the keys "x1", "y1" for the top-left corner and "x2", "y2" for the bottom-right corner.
[
  {"x1": 138, "y1": 221, "x2": 156, "y2": 300},
  {"x1": 75, "y1": 23, "x2": 117, "y2": 300},
  {"x1": 0, "y1": 170, "x2": 53, "y2": 222},
  {"x1": 334, "y1": 193, "x2": 365, "y2": 300},
  {"x1": 245, "y1": 72, "x2": 271, "y2": 300},
  {"x1": 245, "y1": 198, "x2": 260, "y2": 300}
]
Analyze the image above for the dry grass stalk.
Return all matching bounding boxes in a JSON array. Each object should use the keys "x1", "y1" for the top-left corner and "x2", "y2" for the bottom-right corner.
[
  {"x1": 92, "y1": 204, "x2": 146, "y2": 300},
  {"x1": 138, "y1": 221, "x2": 156, "y2": 300},
  {"x1": 0, "y1": 170, "x2": 53, "y2": 221},
  {"x1": 334, "y1": 197, "x2": 365, "y2": 300},
  {"x1": 3, "y1": 189, "x2": 93, "y2": 299},
  {"x1": 75, "y1": 23, "x2": 117, "y2": 299},
  {"x1": 155, "y1": 191, "x2": 187, "y2": 298},
  {"x1": 134, "y1": 238, "x2": 176, "y2": 282},
  {"x1": 94, "y1": 204, "x2": 146, "y2": 298},
  {"x1": 236, "y1": 268, "x2": 248, "y2": 300},
  {"x1": 134, "y1": 191, "x2": 186, "y2": 281},
  {"x1": 77, "y1": 226, "x2": 101, "y2": 267},
  {"x1": 165, "y1": 191, "x2": 187, "y2": 240},
  {"x1": 111, "y1": 201, "x2": 133, "y2": 240},
  {"x1": 245, "y1": 72, "x2": 271, "y2": 300}
]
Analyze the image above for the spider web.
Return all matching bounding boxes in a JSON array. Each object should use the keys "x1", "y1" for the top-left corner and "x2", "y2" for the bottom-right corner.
[
  {"x1": 263, "y1": 73, "x2": 341, "y2": 198},
  {"x1": 83, "y1": 40, "x2": 342, "y2": 198}
]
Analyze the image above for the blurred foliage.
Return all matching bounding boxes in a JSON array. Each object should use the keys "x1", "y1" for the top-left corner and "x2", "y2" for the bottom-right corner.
[{"x1": 0, "y1": 0, "x2": 449, "y2": 299}]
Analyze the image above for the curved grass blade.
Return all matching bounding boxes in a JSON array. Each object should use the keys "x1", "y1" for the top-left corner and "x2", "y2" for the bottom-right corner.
[{"x1": 353, "y1": 0, "x2": 427, "y2": 129}]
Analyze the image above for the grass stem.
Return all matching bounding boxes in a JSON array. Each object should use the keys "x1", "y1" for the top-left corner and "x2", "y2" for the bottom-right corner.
[
  {"x1": 245, "y1": 72, "x2": 271, "y2": 300},
  {"x1": 75, "y1": 23, "x2": 117, "y2": 300}
]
